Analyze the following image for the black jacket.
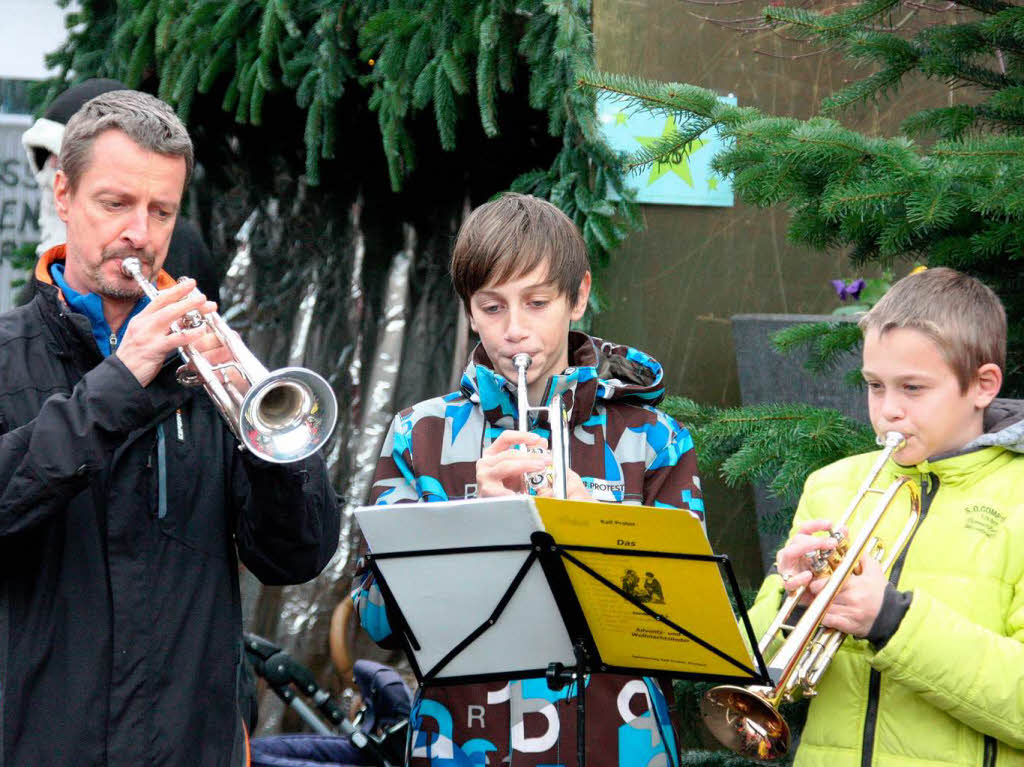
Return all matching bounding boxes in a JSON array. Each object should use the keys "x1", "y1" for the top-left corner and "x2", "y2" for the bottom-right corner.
[{"x1": 0, "y1": 258, "x2": 339, "y2": 767}]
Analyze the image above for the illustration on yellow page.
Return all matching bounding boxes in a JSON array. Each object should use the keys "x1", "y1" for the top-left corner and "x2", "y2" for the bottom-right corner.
[{"x1": 534, "y1": 497, "x2": 757, "y2": 679}]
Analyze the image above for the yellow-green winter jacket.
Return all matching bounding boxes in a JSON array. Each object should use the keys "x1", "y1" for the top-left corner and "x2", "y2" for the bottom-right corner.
[{"x1": 748, "y1": 410, "x2": 1024, "y2": 767}]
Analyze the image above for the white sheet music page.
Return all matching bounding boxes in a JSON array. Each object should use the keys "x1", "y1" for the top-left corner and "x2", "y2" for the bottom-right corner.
[{"x1": 355, "y1": 496, "x2": 576, "y2": 681}]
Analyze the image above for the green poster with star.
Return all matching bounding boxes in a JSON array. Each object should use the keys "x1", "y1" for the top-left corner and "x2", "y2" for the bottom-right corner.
[{"x1": 597, "y1": 92, "x2": 735, "y2": 206}]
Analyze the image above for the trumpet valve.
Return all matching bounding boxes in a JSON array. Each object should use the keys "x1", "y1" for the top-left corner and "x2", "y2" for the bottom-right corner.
[
  {"x1": 175, "y1": 277, "x2": 206, "y2": 329},
  {"x1": 806, "y1": 549, "x2": 833, "y2": 575},
  {"x1": 524, "y1": 446, "x2": 553, "y2": 491}
]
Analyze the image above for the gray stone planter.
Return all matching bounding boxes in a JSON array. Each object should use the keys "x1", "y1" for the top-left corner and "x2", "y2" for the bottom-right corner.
[{"x1": 731, "y1": 314, "x2": 868, "y2": 573}]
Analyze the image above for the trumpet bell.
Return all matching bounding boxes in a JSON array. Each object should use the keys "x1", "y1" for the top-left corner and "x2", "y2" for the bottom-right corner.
[
  {"x1": 239, "y1": 367, "x2": 338, "y2": 464},
  {"x1": 701, "y1": 685, "x2": 791, "y2": 761}
]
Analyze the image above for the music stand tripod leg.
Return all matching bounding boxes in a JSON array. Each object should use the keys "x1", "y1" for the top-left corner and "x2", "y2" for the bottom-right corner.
[{"x1": 545, "y1": 639, "x2": 588, "y2": 767}]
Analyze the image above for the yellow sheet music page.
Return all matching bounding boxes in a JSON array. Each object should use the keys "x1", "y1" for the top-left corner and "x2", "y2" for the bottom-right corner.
[{"x1": 534, "y1": 497, "x2": 755, "y2": 678}]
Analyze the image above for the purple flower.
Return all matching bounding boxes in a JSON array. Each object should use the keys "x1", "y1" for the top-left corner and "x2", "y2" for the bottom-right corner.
[{"x1": 831, "y1": 278, "x2": 866, "y2": 301}]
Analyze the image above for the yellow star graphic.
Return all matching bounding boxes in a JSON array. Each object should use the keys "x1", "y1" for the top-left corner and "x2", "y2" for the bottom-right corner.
[
  {"x1": 636, "y1": 117, "x2": 707, "y2": 188},
  {"x1": 615, "y1": 111, "x2": 628, "y2": 126},
  {"x1": 707, "y1": 176, "x2": 719, "y2": 191}
]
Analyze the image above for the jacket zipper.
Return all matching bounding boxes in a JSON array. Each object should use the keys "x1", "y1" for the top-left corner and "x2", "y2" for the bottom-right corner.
[
  {"x1": 155, "y1": 423, "x2": 167, "y2": 519},
  {"x1": 109, "y1": 331, "x2": 118, "y2": 352},
  {"x1": 860, "y1": 472, "x2": 938, "y2": 767},
  {"x1": 983, "y1": 736, "x2": 997, "y2": 767}
]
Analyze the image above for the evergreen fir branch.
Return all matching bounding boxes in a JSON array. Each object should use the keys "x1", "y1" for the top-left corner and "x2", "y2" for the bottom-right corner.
[
  {"x1": 441, "y1": 49, "x2": 469, "y2": 95},
  {"x1": 578, "y1": 70, "x2": 750, "y2": 127},
  {"x1": 476, "y1": 17, "x2": 500, "y2": 136},
  {"x1": 952, "y1": 0, "x2": 1015, "y2": 16},
  {"x1": 878, "y1": 216, "x2": 920, "y2": 257},
  {"x1": 766, "y1": 0, "x2": 903, "y2": 43},
  {"x1": 210, "y1": 1, "x2": 243, "y2": 42},
  {"x1": 432, "y1": 63, "x2": 458, "y2": 151},
  {"x1": 820, "y1": 66, "x2": 912, "y2": 115},
  {"x1": 931, "y1": 135, "x2": 1024, "y2": 158},
  {"x1": 625, "y1": 128, "x2": 715, "y2": 175},
  {"x1": 980, "y1": 7, "x2": 1024, "y2": 51},
  {"x1": 404, "y1": 26, "x2": 432, "y2": 85},
  {"x1": 412, "y1": 60, "x2": 437, "y2": 110},
  {"x1": 174, "y1": 56, "x2": 200, "y2": 124},
  {"x1": 904, "y1": 178, "x2": 961, "y2": 230},
  {"x1": 970, "y1": 220, "x2": 1022, "y2": 258},
  {"x1": 819, "y1": 179, "x2": 906, "y2": 221},
  {"x1": 901, "y1": 105, "x2": 980, "y2": 140},
  {"x1": 771, "y1": 321, "x2": 863, "y2": 375},
  {"x1": 125, "y1": 35, "x2": 155, "y2": 89},
  {"x1": 919, "y1": 57, "x2": 1022, "y2": 92},
  {"x1": 257, "y1": 0, "x2": 282, "y2": 91},
  {"x1": 662, "y1": 398, "x2": 877, "y2": 503}
]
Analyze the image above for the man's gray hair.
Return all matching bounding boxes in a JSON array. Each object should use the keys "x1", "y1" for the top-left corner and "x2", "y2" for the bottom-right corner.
[{"x1": 59, "y1": 89, "x2": 193, "y2": 191}]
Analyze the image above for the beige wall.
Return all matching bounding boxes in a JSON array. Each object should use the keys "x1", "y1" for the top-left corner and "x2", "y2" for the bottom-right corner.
[{"x1": 592, "y1": 0, "x2": 951, "y2": 585}]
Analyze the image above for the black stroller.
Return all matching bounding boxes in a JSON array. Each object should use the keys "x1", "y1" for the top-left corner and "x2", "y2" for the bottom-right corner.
[{"x1": 244, "y1": 633, "x2": 411, "y2": 767}]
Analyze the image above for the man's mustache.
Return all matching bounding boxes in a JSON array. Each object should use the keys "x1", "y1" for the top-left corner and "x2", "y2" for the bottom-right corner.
[{"x1": 102, "y1": 249, "x2": 155, "y2": 270}]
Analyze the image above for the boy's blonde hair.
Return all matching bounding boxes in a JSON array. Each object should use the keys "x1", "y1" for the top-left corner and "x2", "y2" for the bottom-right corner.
[
  {"x1": 859, "y1": 267, "x2": 1006, "y2": 392},
  {"x1": 449, "y1": 193, "x2": 589, "y2": 312}
]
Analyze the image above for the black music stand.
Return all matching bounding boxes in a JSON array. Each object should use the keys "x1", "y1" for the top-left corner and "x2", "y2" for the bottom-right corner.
[{"x1": 356, "y1": 497, "x2": 769, "y2": 767}]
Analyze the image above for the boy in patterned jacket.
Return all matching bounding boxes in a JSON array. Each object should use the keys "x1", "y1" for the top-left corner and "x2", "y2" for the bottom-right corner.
[{"x1": 354, "y1": 193, "x2": 706, "y2": 767}]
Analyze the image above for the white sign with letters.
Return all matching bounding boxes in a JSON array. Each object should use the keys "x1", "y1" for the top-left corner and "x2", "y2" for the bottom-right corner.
[{"x1": 0, "y1": 113, "x2": 39, "y2": 312}]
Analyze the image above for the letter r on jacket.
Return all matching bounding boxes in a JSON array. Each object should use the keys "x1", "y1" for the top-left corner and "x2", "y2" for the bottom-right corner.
[{"x1": 467, "y1": 705, "x2": 485, "y2": 729}]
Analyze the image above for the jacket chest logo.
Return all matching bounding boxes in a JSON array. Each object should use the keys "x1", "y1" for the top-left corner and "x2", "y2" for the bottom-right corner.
[{"x1": 963, "y1": 504, "x2": 1006, "y2": 538}]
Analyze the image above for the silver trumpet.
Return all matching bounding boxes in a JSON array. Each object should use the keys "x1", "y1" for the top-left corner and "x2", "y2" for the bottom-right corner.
[
  {"x1": 121, "y1": 257, "x2": 337, "y2": 464},
  {"x1": 512, "y1": 353, "x2": 570, "y2": 499}
]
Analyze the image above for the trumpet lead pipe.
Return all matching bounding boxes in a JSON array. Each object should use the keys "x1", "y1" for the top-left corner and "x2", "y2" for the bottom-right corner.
[{"x1": 513, "y1": 353, "x2": 532, "y2": 433}]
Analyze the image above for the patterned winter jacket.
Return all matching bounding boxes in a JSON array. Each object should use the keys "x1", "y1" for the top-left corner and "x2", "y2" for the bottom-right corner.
[{"x1": 354, "y1": 332, "x2": 706, "y2": 767}]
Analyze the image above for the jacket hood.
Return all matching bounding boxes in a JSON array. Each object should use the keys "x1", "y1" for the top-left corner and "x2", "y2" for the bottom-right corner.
[
  {"x1": 963, "y1": 397, "x2": 1024, "y2": 454},
  {"x1": 459, "y1": 331, "x2": 667, "y2": 429}
]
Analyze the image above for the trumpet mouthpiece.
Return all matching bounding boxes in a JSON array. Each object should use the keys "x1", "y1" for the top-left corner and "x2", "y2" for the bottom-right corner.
[
  {"x1": 877, "y1": 431, "x2": 906, "y2": 449},
  {"x1": 121, "y1": 257, "x2": 142, "y2": 277},
  {"x1": 512, "y1": 353, "x2": 532, "y2": 371}
]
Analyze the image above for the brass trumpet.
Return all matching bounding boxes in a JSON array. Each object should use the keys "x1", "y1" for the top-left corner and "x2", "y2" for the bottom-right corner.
[
  {"x1": 700, "y1": 431, "x2": 921, "y2": 760},
  {"x1": 121, "y1": 257, "x2": 337, "y2": 464},
  {"x1": 512, "y1": 353, "x2": 570, "y2": 499}
]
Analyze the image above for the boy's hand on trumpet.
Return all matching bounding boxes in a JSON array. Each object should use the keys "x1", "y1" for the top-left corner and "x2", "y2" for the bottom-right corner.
[
  {"x1": 477, "y1": 430, "x2": 551, "y2": 497},
  {"x1": 819, "y1": 555, "x2": 887, "y2": 638},
  {"x1": 477, "y1": 430, "x2": 593, "y2": 500},
  {"x1": 533, "y1": 469, "x2": 592, "y2": 502},
  {"x1": 775, "y1": 519, "x2": 845, "y2": 606},
  {"x1": 776, "y1": 518, "x2": 888, "y2": 636}
]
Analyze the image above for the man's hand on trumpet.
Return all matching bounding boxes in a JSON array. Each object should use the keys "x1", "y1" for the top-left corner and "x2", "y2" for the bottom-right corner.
[
  {"x1": 476, "y1": 429, "x2": 591, "y2": 500},
  {"x1": 180, "y1": 321, "x2": 249, "y2": 395},
  {"x1": 116, "y1": 278, "x2": 214, "y2": 387},
  {"x1": 776, "y1": 518, "x2": 888, "y2": 637}
]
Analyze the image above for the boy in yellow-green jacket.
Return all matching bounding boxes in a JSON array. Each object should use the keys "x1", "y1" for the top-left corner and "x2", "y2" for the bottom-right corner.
[{"x1": 747, "y1": 267, "x2": 1024, "y2": 767}]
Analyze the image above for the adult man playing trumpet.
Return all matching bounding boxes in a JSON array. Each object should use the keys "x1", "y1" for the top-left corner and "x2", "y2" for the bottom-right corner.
[
  {"x1": 0, "y1": 89, "x2": 339, "y2": 767},
  {"x1": 743, "y1": 268, "x2": 1024, "y2": 767},
  {"x1": 355, "y1": 193, "x2": 706, "y2": 767}
]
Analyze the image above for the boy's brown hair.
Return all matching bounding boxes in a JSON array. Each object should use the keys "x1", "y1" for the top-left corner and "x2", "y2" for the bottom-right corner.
[
  {"x1": 859, "y1": 267, "x2": 1006, "y2": 392},
  {"x1": 449, "y1": 193, "x2": 589, "y2": 312}
]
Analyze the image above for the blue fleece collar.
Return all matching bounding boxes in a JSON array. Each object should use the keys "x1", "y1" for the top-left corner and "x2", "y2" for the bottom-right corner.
[{"x1": 50, "y1": 262, "x2": 149, "y2": 356}]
